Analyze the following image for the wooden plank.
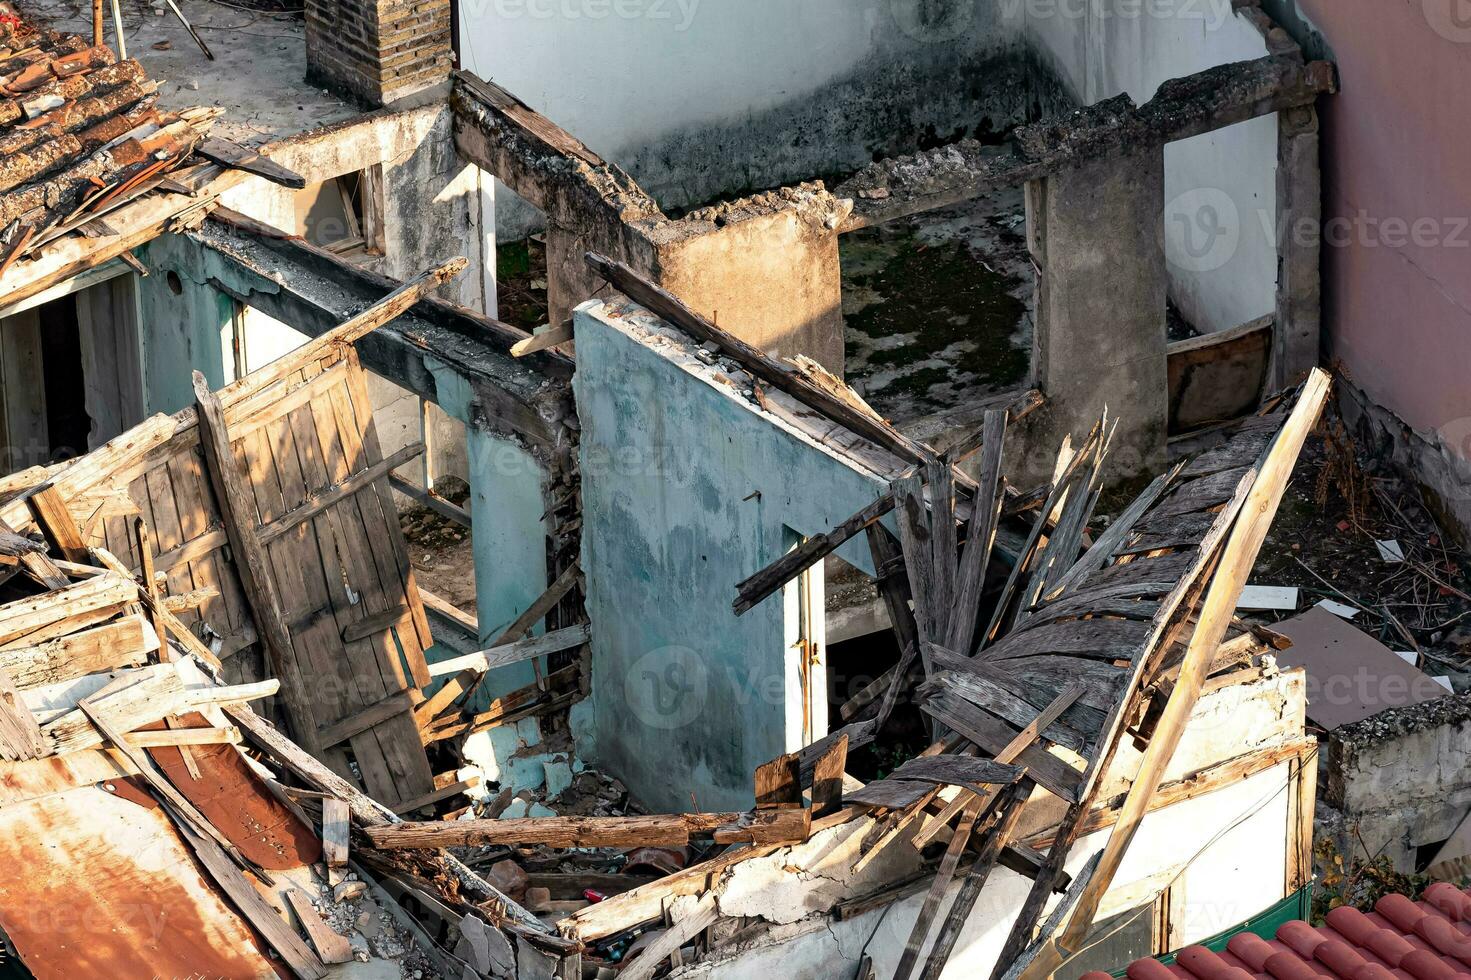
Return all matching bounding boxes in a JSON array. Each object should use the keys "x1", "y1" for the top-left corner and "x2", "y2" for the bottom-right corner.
[
  {"x1": 412, "y1": 669, "x2": 479, "y2": 728},
  {"x1": 810, "y1": 733, "x2": 848, "y2": 817},
  {"x1": 316, "y1": 691, "x2": 415, "y2": 749},
  {"x1": 432, "y1": 623, "x2": 591, "y2": 676},
  {"x1": 133, "y1": 517, "x2": 170, "y2": 660},
  {"x1": 25, "y1": 485, "x2": 89, "y2": 561},
  {"x1": 895, "y1": 795, "x2": 988, "y2": 980},
  {"x1": 754, "y1": 750, "x2": 802, "y2": 807},
  {"x1": 321, "y1": 797, "x2": 350, "y2": 868},
  {"x1": 946, "y1": 410, "x2": 1007, "y2": 654},
  {"x1": 618, "y1": 892, "x2": 719, "y2": 980},
  {"x1": 0, "y1": 615, "x2": 149, "y2": 687},
  {"x1": 894, "y1": 474, "x2": 937, "y2": 666},
  {"x1": 194, "y1": 137, "x2": 306, "y2": 188},
  {"x1": 124, "y1": 726, "x2": 241, "y2": 747},
  {"x1": 234, "y1": 258, "x2": 468, "y2": 423},
  {"x1": 0, "y1": 667, "x2": 44, "y2": 760},
  {"x1": 922, "y1": 692, "x2": 1083, "y2": 802},
  {"x1": 885, "y1": 755, "x2": 1022, "y2": 793},
  {"x1": 173, "y1": 816, "x2": 328, "y2": 979},
  {"x1": 388, "y1": 472, "x2": 471, "y2": 528},
  {"x1": 1050, "y1": 369, "x2": 1330, "y2": 961},
  {"x1": 340, "y1": 602, "x2": 410, "y2": 644},
  {"x1": 285, "y1": 889, "x2": 354, "y2": 965},
  {"x1": 366, "y1": 809, "x2": 812, "y2": 850},
  {"x1": 393, "y1": 776, "x2": 480, "y2": 814},
  {"x1": 918, "y1": 779, "x2": 1032, "y2": 980},
  {"x1": 257, "y1": 441, "x2": 424, "y2": 546},
  {"x1": 192, "y1": 372, "x2": 322, "y2": 755},
  {"x1": 733, "y1": 493, "x2": 895, "y2": 616},
  {"x1": 914, "y1": 684, "x2": 1086, "y2": 851},
  {"x1": 226, "y1": 706, "x2": 552, "y2": 938},
  {"x1": 487, "y1": 560, "x2": 580, "y2": 647}
]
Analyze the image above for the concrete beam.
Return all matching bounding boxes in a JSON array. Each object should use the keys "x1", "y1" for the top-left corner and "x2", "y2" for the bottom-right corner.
[
  {"x1": 185, "y1": 212, "x2": 574, "y2": 449},
  {"x1": 838, "y1": 55, "x2": 1336, "y2": 232}
]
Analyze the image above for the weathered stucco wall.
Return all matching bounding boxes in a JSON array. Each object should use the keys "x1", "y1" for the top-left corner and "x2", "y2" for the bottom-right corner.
[
  {"x1": 1024, "y1": 0, "x2": 1278, "y2": 334},
  {"x1": 1319, "y1": 696, "x2": 1471, "y2": 873},
  {"x1": 574, "y1": 298, "x2": 892, "y2": 812},
  {"x1": 463, "y1": 0, "x2": 1047, "y2": 233}
]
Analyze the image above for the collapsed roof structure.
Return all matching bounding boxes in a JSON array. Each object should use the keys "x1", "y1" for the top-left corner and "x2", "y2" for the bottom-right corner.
[
  {"x1": 0, "y1": 232, "x2": 1331, "y2": 976},
  {"x1": 0, "y1": 0, "x2": 1372, "y2": 975}
]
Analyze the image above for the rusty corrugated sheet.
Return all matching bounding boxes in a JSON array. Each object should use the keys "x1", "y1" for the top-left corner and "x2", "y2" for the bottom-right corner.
[{"x1": 0, "y1": 784, "x2": 284, "y2": 977}]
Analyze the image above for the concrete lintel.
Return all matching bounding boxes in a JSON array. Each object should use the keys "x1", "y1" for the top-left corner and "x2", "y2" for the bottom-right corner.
[
  {"x1": 839, "y1": 54, "x2": 1336, "y2": 232},
  {"x1": 186, "y1": 216, "x2": 574, "y2": 448}
]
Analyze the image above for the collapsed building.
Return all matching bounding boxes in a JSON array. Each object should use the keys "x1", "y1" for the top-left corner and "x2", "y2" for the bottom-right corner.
[{"x1": 1, "y1": 0, "x2": 1464, "y2": 976}]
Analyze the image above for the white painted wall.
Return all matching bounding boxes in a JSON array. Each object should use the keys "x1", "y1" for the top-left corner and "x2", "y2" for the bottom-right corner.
[
  {"x1": 461, "y1": 0, "x2": 1033, "y2": 229},
  {"x1": 1024, "y1": 0, "x2": 1277, "y2": 334}
]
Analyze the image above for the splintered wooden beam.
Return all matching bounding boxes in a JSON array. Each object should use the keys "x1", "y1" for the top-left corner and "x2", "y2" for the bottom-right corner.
[
  {"x1": 192, "y1": 371, "x2": 321, "y2": 755},
  {"x1": 365, "y1": 808, "x2": 812, "y2": 851},
  {"x1": 733, "y1": 493, "x2": 895, "y2": 615},
  {"x1": 236, "y1": 256, "x2": 470, "y2": 401},
  {"x1": 194, "y1": 137, "x2": 306, "y2": 188},
  {"x1": 25, "y1": 485, "x2": 89, "y2": 562}
]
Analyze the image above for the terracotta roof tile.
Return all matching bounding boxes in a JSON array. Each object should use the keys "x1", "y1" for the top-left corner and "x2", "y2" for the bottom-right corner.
[{"x1": 1077, "y1": 887, "x2": 1471, "y2": 980}]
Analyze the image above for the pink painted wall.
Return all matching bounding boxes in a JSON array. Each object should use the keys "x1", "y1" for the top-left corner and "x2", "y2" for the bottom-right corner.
[{"x1": 1293, "y1": 0, "x2": 1471, "y2": 443}]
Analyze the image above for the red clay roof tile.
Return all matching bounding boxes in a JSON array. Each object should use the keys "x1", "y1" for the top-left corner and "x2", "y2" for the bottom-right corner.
[{"x1": 1073, "y1": 887, "x2": 1471, "y2": 980}]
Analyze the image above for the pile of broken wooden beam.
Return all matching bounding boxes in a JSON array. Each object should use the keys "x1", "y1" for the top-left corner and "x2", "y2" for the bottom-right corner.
[
  {"x1": 351, "y1": 256, "x2": 1331, "y2": 979},
  {"x1": 0, "y1": 477, "x2": 591, "y2": 976}
]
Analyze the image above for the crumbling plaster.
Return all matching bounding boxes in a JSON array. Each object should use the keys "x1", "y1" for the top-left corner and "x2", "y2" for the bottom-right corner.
[
  {"x1": 671, "y1": 761, "x2": 1296, "y2": 980},
  {"x1": 1317, "y1": 694, "x2": 1471, "y2": 872}
]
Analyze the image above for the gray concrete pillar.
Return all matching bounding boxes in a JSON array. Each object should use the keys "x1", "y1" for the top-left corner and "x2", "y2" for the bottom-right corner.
[
  {"x1": 1274, "y1": 105, "x2": 1323, "y2": 388},
  {"x1": 1021, "y1": 147, "x2": 1169, "y2": 482}
]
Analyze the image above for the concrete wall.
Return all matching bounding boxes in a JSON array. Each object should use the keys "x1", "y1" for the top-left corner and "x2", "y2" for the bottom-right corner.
[
  {"x1": 1024, "y1": 0, "x2": 1278, "y2": 334},
  {"x1": 218, "y1": 101, "x2": 499, "y2": 487},
  {"x1": 574, "y1": 298, "x2": 893, "y2": 813},
  {"x1": 1320, "y1": 697, "x2": 1471, "y2": 872},
  {"x1": 462, "y1": 0, "x2": 1043, "y2": 232}
]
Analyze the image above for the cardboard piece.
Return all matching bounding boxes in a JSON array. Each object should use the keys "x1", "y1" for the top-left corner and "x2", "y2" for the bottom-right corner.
[{"x1": 1272, "y1": 606, "x2": 1450, "y2": 730}]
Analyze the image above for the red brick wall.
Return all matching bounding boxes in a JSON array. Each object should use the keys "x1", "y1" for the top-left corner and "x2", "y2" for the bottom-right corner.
[{"x1": 304, "y1": 0, "x2": 452, "y2": 105}]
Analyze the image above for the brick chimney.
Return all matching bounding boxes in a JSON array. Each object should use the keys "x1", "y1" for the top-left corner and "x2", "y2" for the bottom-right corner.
[{"x1": 304, "y1": 0, "x2": 453, "y2": 106}]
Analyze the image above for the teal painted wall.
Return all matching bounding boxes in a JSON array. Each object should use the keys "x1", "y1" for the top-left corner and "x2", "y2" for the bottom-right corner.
[
  {"x1": 574, "y1": 299, "x2": 888, "y2": 813},
  {"x1": 465, "y1": 427, "x2": 549, "y2": 701},
  {"x1": 134, "y1": 237, "x2": 233, "y2": 414}
]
